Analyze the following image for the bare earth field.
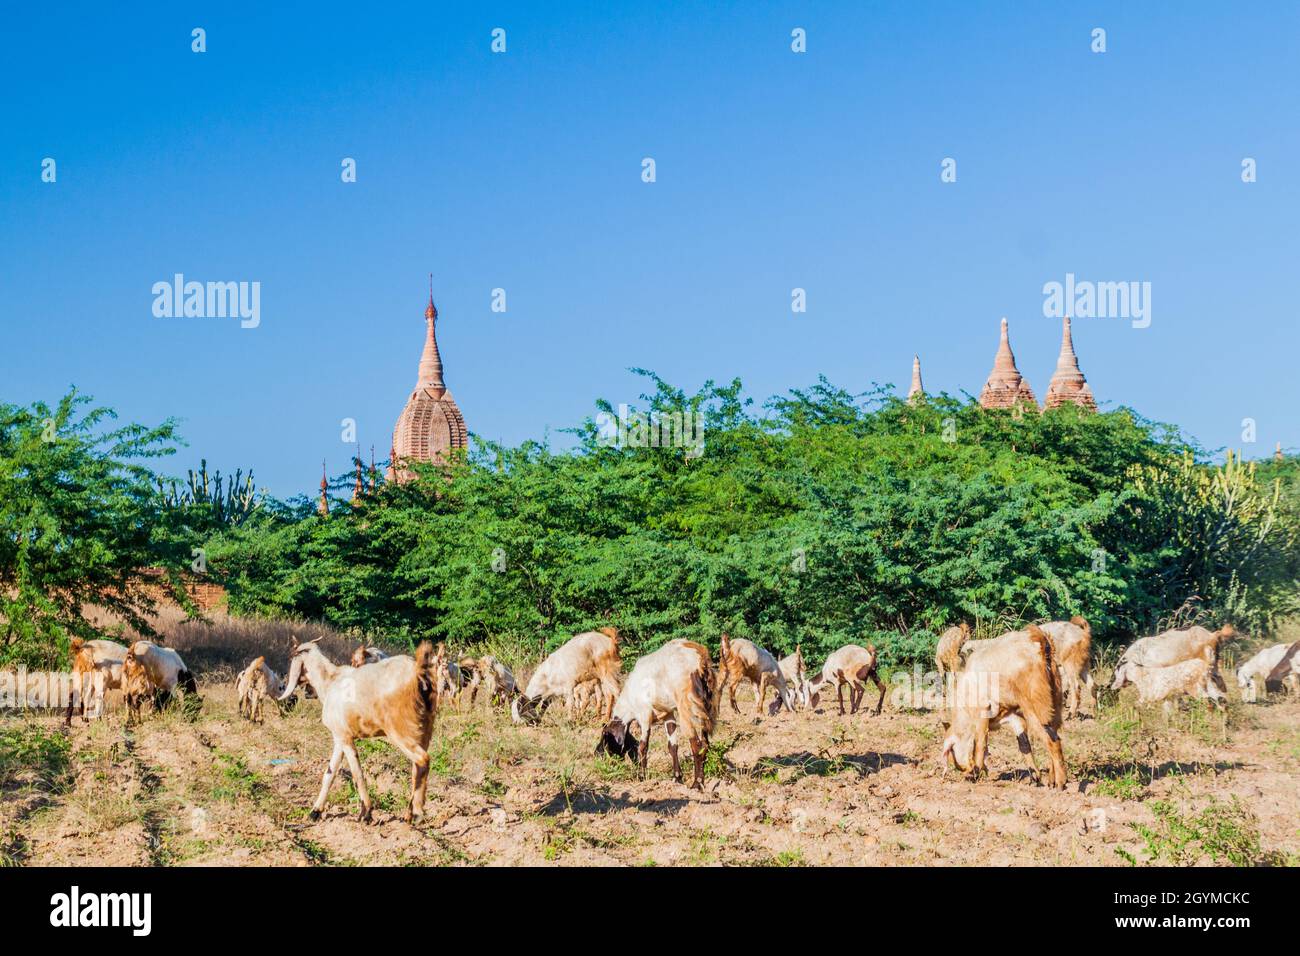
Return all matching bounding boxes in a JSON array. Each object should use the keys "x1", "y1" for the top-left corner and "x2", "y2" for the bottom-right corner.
[{"x1": 2, "y1": 677, "x2": 1298, "y2": 867}]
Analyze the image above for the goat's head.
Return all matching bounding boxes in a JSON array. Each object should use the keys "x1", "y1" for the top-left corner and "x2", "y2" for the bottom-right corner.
[
  {"x1": 1109, "y1": 659, "x2": 1133, "y2": 691},
  {"x1": 350, "y1": 645, "x2": 368, "y2": 668},
  {"x1": 595, "y1": 717, "x2": 639, "y2": 759},
  {"x1": 279, "y1": 639, "x2": 321, "y2": 701},
  {"x1": 510, "y1": 694, "x2": 542, "y2": 726}
]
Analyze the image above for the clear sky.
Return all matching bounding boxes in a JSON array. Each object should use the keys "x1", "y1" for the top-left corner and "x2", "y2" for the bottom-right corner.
[{"x1": 3, "y1": 1, "x2": 1298, "y2": 498}]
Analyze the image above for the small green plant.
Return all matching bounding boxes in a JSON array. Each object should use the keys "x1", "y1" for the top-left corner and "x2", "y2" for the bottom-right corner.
[
  {"x1": 0, "y1": 723, "x2": 72, "y2": 792},
  {"x1": 1120, "y1": 796, "x2": 1269, "y2": 866},
  {"x1": 1090, "y1": 768, "x2": 1146, "y2": 801},
  {"x1": 770, "y1": 849, "x2": 807, "y2": 867}
]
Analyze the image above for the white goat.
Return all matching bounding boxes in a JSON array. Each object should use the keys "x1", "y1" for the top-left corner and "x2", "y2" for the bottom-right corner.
[
  {"x1": 596, "y1": 639, "x2": 718, "y2": 789},
  {"x1": 1111, "y1": 624, "x2": 1234, "y2": 690},
  {"x1": 1236, "y1": 642, "x2": 1299, "y2": 703},
  {"x1": 279, "y1": 638, "x2": 441, "y2": 824},
  {"x1": 777, "y1": 645, "x2": 810, "y2": 709},
  {"x1": 1123, "y1": 644, "x2": 1227, "y2": 713},
  {"x1": 128, "y1": 641, "x2": 197, "y2": 698},
  {"x1": 512, "y1": 627, "x2": 623, "y2": 724},
  {"x1": 808, "y1": 644, "x2": 886, "y2": 716}
]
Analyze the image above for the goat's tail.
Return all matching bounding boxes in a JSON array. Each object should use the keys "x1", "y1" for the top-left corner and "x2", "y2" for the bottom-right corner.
[
  {"x1": 1070, "y1": 615, "x2": 1090, "y2": 634},
  {"x1": 676, "y1": 641, "x2": 718, "y2": 742},
  {"x1": 1025, "y1": 624, "x2": 1062, "y2": 724},
  {"x1": 414, "y1": 641, "x2": 439, "y2": 729}
]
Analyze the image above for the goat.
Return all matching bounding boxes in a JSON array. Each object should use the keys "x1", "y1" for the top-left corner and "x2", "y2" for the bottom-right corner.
[
  {"x1": 1237, "y1": 642, "x2": 1299, "y2": 702},
  {"x1": 807, "y1": 644, "x2": 886, "y2": 716},
  {"x1": 941, "y1": 625, "x2": 1067, "y2": 789},
  {"x1": 65, "y1": 638, "x2": 128, "y2": 724},
  {"x1": 1264, "y1": 642, "x2": 1300, "y2": 695},
  {"x1": 596, "y1": 639, "x2": 718, "y2": 789},
  {"x1": 1123, "y1": 643, "x2": 1227, "y2": 713},
  {"x1": 512, "y1": 626, "x2": 623, "y2": 725},
  {"x1": 350, "y1": 644, "x2": 389, "y2": 668},
  {"x1": 121, "y1": 648, "x2": 154, "y2": 727},
  {"x1": 777, "y1": 645, "x2": 810, "y2": 709},
  {"x1": 128, "y1": 641, "x2": 198, "y2": 698},
  {"x1": 934, "y1": 622, "x2": 971, "y2": 680},
  {"x1": 465, "y1": 655, "x2": 517, "y2": 707},
  {"x1": 235, "y1": 656, "x2": 286, "y2": 723},
  {"x1": 716, "y1": 634, "x2": 795, "y2": 716},
  {"x1": 1111, "y1": 624, "x2": 1235, "y2": 690},
  {"x1": 278, "y1": 638, "x2": 442, "y2": 824},
  {"x1": 1037, "y1": 617, "x2": 1096, "y2": 718}
]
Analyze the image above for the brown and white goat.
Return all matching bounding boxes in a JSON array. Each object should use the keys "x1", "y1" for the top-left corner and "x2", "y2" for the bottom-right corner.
[
  {"x1": 717, "y1": 634, "x2": 796, "y2": 716},
  {"x1": 1037, "y1": 617, "x2": 1095, "y2": 718},
  {"x1": 121, "y1": 648, "x2": 154, "y2": 727},
  {"x1": 512, "y1": 627, "x2": 623, "y2": 724},
  {"x1": 934, "y1": 622, "x2": 971, "y2": 680},
  {"x1": 941, "y1": 625, "x2": 1067, "y2": 789},
  {"x1": 596, "y1": 639, "x2": 718, "y2": 789},
  {"x1": 464, "y1": 655, "x2": 518, "y2": 707},
  {"x1": 235, "y1": 656, "x2": 286, "y2": 723},
  {"x1": 1123, "y1": 643, "x2": 1227, "y2": 713},
  {"x1": 1111, "y1": 624, "x2": 1235, "y2": 690},
  {"x1": 128, "y1": 641, "x2": 198, "y2": 698},
  {"x1": 279, "y1": 638, "x2": 442, "y2": 824},
  {"x1": 807, "y1": 644, "x2": 886, "y2": 716},
  {"x1": 65, "y1": 638, "x2": 128, "y2": 724}
]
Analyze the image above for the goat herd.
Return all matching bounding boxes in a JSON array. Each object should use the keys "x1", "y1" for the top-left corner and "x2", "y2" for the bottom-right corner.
[{"x1": 63, "y1": 620, "x2": 1300, "y2": 827}]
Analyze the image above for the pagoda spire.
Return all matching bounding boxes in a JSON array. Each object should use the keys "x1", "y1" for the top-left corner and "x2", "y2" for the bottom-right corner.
[
  {"x1": 907, "y1": 354, "x2": 924, "y2": 403},
  {"x1": 1043, "y1": 316, "x2": 1096, "y2": 411},
  {"x1": 418, "y1": 273, "x2": 445, "y2": 392},
  {"x1": 317, "y1": 461, "x2": 330, "y2": 516},
  {"x1": 979, "y1": 318, "x2": 1036, "y2": 409},
  {"x1": 369, "y1": 445, "x2": 378, "y2": 492}
]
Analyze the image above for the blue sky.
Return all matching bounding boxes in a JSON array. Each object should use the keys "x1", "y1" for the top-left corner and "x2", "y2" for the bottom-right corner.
[{"x1": 3, "y1": 1, "x2": 1298, "y2": 497}]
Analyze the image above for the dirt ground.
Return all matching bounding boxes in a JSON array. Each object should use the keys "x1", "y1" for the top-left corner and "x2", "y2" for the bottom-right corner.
[{"x1": 2, "y1": 673, "x2": 1298, "y2": 867}]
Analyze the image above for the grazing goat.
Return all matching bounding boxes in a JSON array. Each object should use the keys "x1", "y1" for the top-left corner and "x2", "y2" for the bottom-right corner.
[
  {"x1": 778, "y1": 645, "x2": 810, "y2": 709},
  {"x1": 941, "y1": 625, "x2": 1067, "y2": 789},
  {"x1": 65, "y1": 638, "x2": 128, "y2": 724},
  {"x1": 1111, "y1": 624, "x2": 1235, "y2": 690},
  {"x1": 279, "y1": 638, "x2": 442, "y2": 824},
  {"x1": 350, "y1": 645, "x2": 389, "y2": 668},
  {"x1": 1264, "y1": 642, "x2": 1300, "y2": 695},
  {"x1": 808, "y1": 644, "x2": 886, "y2": 716},
  {"x1": 235, "y1": 656, "x2": 286, "y2": 723},
  {"x1": 1038, "y1": 617, "x2": 1096, "y2": 718},
  {"x1": 1122, "y1": 643, "x2": 1226, "y2": 713},
  {"x1": 128, "y1": 642, "x2": 198, "y2": 698},
  {"x1": 121, "y1": 649, "x2": 154, "y2": 727},
  {"x1": 934, "y1": 622, "x2": 971, "y2": 680},
  {"x1": 512, "y1": 627, "x2": 623, "y2": 725},
  {"x1": 596, "y1": 639, "x2": 718, "y2": 789},
  {"x1": 717, "y1": 634, "x2": 795, "y2": 716},
  {"x1": 461, "y1": 655, "x2": 517, "y2": 707}
]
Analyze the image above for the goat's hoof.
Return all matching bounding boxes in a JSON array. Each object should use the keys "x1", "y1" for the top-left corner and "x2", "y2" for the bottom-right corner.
[
  {"x1": 308, "y1": 809, "x2": 321, "y2": 821},
  {"x1": 358, "y1": 807, "x2": 373, "y2": 824}
]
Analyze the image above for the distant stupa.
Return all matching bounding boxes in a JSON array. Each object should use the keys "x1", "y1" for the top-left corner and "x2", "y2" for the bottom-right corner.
[
  {"x1": 979, "y1": 318, "x2": 1037, "y2": 409},
  {"x1": 907, "y1": 355, "x2": 924, "y2": 404},
  {"x1": 388, "y1": 279, "x2": 469, "y2": 483},
  {"x1": 1043, "y1": 317, "x2": 1096, "y2": 411}
]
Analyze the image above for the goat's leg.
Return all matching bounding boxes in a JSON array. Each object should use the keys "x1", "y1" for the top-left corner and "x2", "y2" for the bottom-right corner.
[
  {"x1": 969, "y1": 719, "x2": 989, "y2": 781},
  {"x1": 638, "y1": 725, "x2": 652, "y2": 779},
  {"x1": 408, "y1": 749, "x2": 430, "y2": 824},
  {"x1": 689, "y1": 735, "x2": 705, "y2": 790},
  {"x1": 836, "y1": 679, "x2": 846, "y2": 715},
  {"x1": 342, "y1": 745, "x2": 373, "y2": 823},
  {"x1": 310, "y1": 744, "x2": 346, "y2": 820},
  {"x1": 755, "y1": 675, "x2": 768, "y2": 715},
  {"x1": 1041, "y1": 724, "x2": 1067, "y2": 790},
  {"x1": 666, "y1": 720, "x2": 682, "y2": 783},
  {"x1": 866, "y1": 666, "x2": 887, "y2": 716}
]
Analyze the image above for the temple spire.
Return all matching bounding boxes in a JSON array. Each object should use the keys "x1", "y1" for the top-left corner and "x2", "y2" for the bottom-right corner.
[
  {"x1": 418, "y1": 274, "x2": 445, "y2": 391},
  {"x1": 1043, "y1": 316, "x2": 1096, "y2": 411},
  {"x1": 907, "y1": 354, "x2": 924, "y2": 403},
  {"x1": 369, "y1": 445, "x2": 378, "y2": 492},
  {"x1": 979, "y1": 318, "x2": 1036, "y2": 409},
  {"x1": 317, "y1": 461, "x2": 330, "y2": 516},
  {"x1": 351, "y1": 446, "x2": 364, "y2": 503}
]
